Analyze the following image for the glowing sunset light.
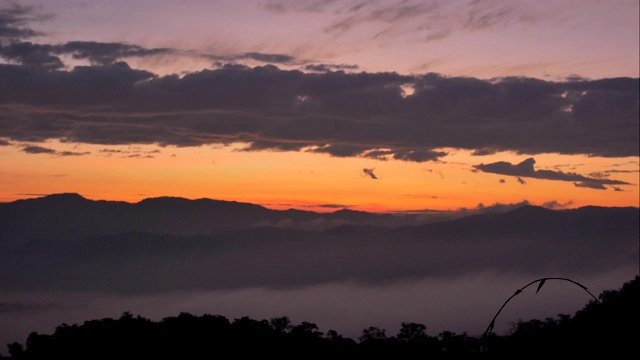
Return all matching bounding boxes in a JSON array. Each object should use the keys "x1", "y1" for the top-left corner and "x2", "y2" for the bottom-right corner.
[
  {"x1": 1, "y1": 0, "x2": 638, "y2": 213},
  {"x1": 1, "y1": 139, "x2": 636, "y2": 212},
  {"x1": 0, "y1": 1, "x2": 638, "y2": 350}
]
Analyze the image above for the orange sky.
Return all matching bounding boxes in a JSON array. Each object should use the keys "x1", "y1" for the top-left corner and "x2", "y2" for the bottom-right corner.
[
  {"x1": 1, "y1": 140, "x2": 637, "y2": 212},
  {"x1": 0, "y1": 1, "x2": 638, "y2": 212}
]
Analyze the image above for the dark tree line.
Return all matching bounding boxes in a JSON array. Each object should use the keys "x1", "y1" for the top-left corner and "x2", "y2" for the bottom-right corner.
[{"x1": 4, "y1": 275, "x2": 638, "y2": 359}]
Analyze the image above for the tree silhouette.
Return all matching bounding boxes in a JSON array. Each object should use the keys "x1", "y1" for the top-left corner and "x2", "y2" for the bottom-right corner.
[
  {"x1": 3, "y1": 276, "x2": 637, "y2": 358},
  {"x1": 358, "y1": 326, "x2": 387, "y2": 343},
  {"x1": 269, "y1": 316, "x2": 292, "y2": 334},
  {"x1": 397, "y1": 322, "x2": 428, "y2": 344}
]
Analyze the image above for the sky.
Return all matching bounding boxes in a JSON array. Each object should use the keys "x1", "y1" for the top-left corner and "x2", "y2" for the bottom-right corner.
[
  {"x1": 0, "y1": 0, "x2": 639, "y2": 352},
  {"x1": 0, "y1": 0, "x2": 638, "y2": 213}
]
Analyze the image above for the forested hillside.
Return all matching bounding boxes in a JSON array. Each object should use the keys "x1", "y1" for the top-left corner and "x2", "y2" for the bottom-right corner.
[{"x1": 4, "y1": 276, "x2": 638, "y2": 359}]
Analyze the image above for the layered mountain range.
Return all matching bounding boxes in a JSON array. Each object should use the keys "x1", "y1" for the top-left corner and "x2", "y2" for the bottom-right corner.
[{"x1": 1, "y1": 194, "x2": 637, "y2": 294}]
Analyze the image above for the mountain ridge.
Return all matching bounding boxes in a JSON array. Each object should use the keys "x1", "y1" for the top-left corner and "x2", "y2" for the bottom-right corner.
[{"x1": 1, "y1": 193, "x2": 637, "y2": 246}]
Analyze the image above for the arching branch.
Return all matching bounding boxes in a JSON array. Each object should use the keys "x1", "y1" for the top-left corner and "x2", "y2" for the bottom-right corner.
[{"x1": 483, "y1": 277, "x2": 600, "y2": 337}]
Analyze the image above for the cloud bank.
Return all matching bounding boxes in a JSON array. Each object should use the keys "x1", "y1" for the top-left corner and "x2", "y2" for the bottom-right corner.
[
  {"x1": 0, "y1": 3, "x2": 638, "y2": 180},
  {"x1": 1, "y1": 61, "x2": 637, "y2": 159}
]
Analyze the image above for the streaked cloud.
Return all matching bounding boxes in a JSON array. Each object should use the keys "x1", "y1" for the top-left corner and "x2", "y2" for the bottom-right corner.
[
  {"x1": 474, "y1": 158, "x2": 631, "y2": 190},
  {"x1": 21, "y1": 145, "x2": 89, "y2": 156},
  {"x1": 265, "y1": 0, "x2": 547, "y2": 43},
  {"x1": 574, "y1": 181, "x2": 607, "y2": 190},
  {"x1": 22, "y1": 145, "x2": 56, "y2": 154}
]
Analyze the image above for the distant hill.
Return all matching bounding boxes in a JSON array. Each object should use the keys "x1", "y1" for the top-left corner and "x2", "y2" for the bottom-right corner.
[
  {"x1": 0, "y1": 194, "x2": 636, "y2": 293},
  {"x1": 2, "y1": 193, "x2": 636, "y2": 246},
  {"x1": 0, "y1": 193, "x2": 419, "y2": 245}
]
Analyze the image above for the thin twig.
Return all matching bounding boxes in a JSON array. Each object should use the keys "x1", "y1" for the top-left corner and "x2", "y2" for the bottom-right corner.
[{"x1": 483, "y1": 277, "x2": 600, "y2": 337}]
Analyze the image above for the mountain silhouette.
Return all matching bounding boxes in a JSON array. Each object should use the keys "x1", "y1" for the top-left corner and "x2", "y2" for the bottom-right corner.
[
  {"x1": 2, "y1": 194, "x2": 637, "y2": 246},
  {"x1": 0, "y1": 194, "x2": 636, "y2": 293},
  {"x1": 0, "y1": 193, "x2": 420, "y2": 245}
]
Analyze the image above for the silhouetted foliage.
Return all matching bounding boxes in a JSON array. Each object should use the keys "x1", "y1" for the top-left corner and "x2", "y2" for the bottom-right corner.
[
  {"x1": 269, "y1": 316, "x2": 292, "y2": 334},
  {"x1": 396, "y1": 322, "x2": 441, "y2": 357},
  {"x1": 4, "y1": 276, "x2": 638, "y2": 358},
  {"x1": 481, "y1": 275, "x2": 640, "y2": 358}
]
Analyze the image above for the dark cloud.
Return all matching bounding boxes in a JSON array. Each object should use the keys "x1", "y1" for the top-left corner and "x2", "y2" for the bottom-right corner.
[
  {"x1": 309, "y1": 144, "x2": 371, "y2": 158},
  {"x1": 0, "y1": 60, "x2": 637, "y2": 160},
  {"x1": 125, "y1": 154, "x2": 154, "y2": 159},
  {"x1": 0, "y1": 41, "x2": 63, "y2": 69},
  {"x1": 304, "y1": 63, "x2": 359, "y2": 72},
  {"x1": 475, "y1": 158, "x2": 537, "y2": 177},
  {"x1": 499, "y1": 178, "x2": 505, "y2": 183},
  {"x1": 517, "y1": 177, "x2": 526, "y2": 185},
  {"x1": 0, "y1": 39, "x2": 173, "y2": 69},
  {"x1": 0, "y1": 139, "x2": 9, "y2": 146},
  {"x1": 362, "y1": 147, "x2": 448, "y2": 163},
  {"x1": 0, "y1": 3, "x2": 46, "y2": 40},
  {"x1": 209, "y1": 52, "x2": 296, "y2": 67},
  {"x1": 588, "y1": 171, "x2": 609, "y2": 179},
  {"x1": 0, "y1": 41, "x2": 173, "y2": 69},
  {"x1": 59, "y1": 151, "x2": 90, "y2": 156},
  {"x1": 55, "y1": 41, "x2": 172, "y2": 66},
  {"x1": 603, "y1": 169, "x2": 639, "y2": 174},
  {"x1": 1, "y1": 61, "x2": 155, "y2": 111},
  {"x1": 392, "y1": 149, "x2": 447, "y2": 162},
  {"x1": 240, "y1": 140, "x2": 307, "y2": 152},
  {"x1": 574, "y1": 181, "x2": 607, "y2": 190},
  {"x1": 474, "y1": 158, "x2": 631, "y2": 189},
  {"x1": 362, "y1": 168, "x2": 378, "y2": 179},
  {"x1": 21, "y1": 145, "x2": 89, "y2": 156},
  {"x1": 472, "y1": 148, "x2": 498, "y2": 156},
  {"x1": 238, "y1": 52, "x2": 294, "y2": 64},
  {"x1": 362, "y1": 149, "x2": 393, "y2": 160},
  {"x1": 22, "y1": 145, "x2": 55, "y2": 154}
]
